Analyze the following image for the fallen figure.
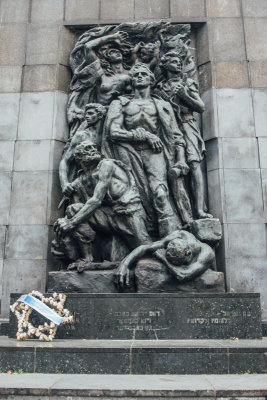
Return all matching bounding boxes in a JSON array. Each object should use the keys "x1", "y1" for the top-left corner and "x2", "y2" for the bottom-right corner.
[{"x1": 116, "y1": 230, "x2": 216, "y2": 288}]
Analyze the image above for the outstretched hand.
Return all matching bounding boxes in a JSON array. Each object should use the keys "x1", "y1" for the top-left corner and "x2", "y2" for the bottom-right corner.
[{"x1": 116, "y1": 261, "x2": 131, "y2": 289}]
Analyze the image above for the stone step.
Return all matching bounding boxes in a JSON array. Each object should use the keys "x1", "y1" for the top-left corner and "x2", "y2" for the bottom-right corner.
[
  {"x1": 0, "y1": 336, "x2": 266, "y2": 375},
  {"x1": 0, "y1": 373, "x2": 266, "y2": 399}
]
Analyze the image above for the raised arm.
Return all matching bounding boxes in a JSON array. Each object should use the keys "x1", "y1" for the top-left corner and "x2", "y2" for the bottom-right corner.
[
  {"x1": 59, "y1": 133, "x2": 84, "y2": 196},
  {"x1": 84, "y1": 31, "x2": 128, "y2": 62},
  {"x1": 70, "y1": 161, "x2": 114, "y2": 227},
  {"x1": 174, "y1": 80, "x2": 205, "y2": 114}
]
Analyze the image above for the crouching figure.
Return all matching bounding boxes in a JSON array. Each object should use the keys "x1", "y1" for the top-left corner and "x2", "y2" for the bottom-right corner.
[{"x1": 52, "y1": 141, "x2": 151, "y2": 268}]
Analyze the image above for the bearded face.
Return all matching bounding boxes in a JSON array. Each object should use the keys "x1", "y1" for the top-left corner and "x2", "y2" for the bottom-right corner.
[{"x1": 74, "y1": 142, "x2": 101, "y2": 165}]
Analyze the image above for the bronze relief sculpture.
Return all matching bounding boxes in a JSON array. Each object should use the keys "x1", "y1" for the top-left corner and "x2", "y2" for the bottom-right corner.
[{"x1": 52, "y1": 21, "x2": 222, "y2": 292}]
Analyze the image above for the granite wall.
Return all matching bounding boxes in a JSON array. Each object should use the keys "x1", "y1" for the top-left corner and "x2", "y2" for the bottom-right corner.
[{"x1": 0, "y1": 0, "x2": 266, "y2": 318}]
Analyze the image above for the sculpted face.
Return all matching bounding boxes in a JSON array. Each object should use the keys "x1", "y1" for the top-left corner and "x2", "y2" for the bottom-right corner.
[
  {"x1": 166, "y1": 56, "x2": 182, "y2": 73},
  {"x1": 132, "y1": 66, "x2": 152, "y2": 89},
  {"x1": 75, "y1": 141, "x2": 101, "y2": 165},
  {"x1": 140, "y1": 44, "x2": 155, "y2": 63},
  {"x1": 106, "y1": 48, "x2": 123, "y2": 63},
  {"x1": 85, "y1": 107, "x2": 101, "y2": 126}
]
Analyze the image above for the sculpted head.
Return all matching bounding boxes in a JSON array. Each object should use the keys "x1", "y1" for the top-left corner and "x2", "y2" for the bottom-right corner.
[
  {"x1": 84, "y1": 103, "x2": 106, "y2": 126},
  {"x1": 139, "y1": 42, "x2": 157, "y2": 63},
  {"x1": 130, "y1": 63, "x2": 155, "y2": 88},
  {"x1": 161, "y1": 51, "x2": 183, "y2": 73},
  {"x1": 74, "y1": 141, "x2": 101, "y2": 165},
  {"x1": 103, "y1": 47, "x2": 123, "y2": 64},
  {"x1": 165, "y1": 238, "x2": 192, "y2": 266}
]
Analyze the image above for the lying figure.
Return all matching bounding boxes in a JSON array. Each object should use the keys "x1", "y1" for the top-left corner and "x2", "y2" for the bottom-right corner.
[{"x1": 116, "y1": 229, "x2": 215, "y2": 288}]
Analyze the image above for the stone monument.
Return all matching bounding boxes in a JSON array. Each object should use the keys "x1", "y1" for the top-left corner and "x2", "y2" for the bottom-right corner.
[{"x1": 49, "y1": 21, "x2": 224, "y2": 296}]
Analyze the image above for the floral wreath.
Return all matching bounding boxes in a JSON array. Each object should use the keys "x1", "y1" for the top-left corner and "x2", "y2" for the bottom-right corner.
[{"x1": 10, "y1": 291, "x2": 73, "y2": 342}]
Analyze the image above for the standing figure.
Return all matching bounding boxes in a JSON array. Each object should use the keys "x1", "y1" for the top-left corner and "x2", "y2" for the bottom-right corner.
[
  {"x1": 68, "y1": 30, "x2": 131, "y2": 135},
  {"x1": 59, "y1": 103, "x2": 106, "y2": 199},
  {"x1": 103, "y1": 63, "x2": 189, "y2": 237},
  {"x1": 158, "y1": 51, "x2": 212, "y2": 219}
]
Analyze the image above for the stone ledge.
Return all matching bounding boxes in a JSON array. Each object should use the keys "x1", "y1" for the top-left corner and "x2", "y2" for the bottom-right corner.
[{"x1": 0, "y1": 371, "x2": 266, "y2": 397}]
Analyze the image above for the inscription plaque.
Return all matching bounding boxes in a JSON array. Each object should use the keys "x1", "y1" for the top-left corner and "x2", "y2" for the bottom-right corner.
[{"x1": 9, "y1": 293, "x2": 262, "y2": 340}]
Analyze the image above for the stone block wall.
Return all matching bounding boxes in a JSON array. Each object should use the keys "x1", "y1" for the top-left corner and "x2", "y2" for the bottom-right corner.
[{"x1": 0, "y1": 0, "x2": 266, "y2": 318}]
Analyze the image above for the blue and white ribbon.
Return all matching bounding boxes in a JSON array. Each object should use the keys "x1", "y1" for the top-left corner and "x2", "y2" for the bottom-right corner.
[{"x1": 17, "y1": 294, "x2": 63, "y2": 325}]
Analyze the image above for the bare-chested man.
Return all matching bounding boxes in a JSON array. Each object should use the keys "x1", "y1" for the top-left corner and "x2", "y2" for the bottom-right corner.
[
  {"x1": 54, "y1": 141, "x2": 151, "y2": 266},
  {"x1": 104, "y1": 63, "x2": 189, "y2": 237},
  {"x1": 59, "y1": 103, "x2": 106, "y2": 198}
]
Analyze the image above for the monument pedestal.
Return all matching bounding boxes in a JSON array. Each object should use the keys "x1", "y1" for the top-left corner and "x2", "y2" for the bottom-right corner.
[{"x1": 9, "y1": 293, "x2": 262, "y2": 340}]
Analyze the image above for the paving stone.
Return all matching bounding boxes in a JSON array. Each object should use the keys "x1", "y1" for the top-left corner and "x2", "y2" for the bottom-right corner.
[
  {"x1": 227, "y1": 223, "x2": 267, "y2": 258},
  {"x1": 47, "y1": 172, "x2": 64, "y2": 225},
  {"x1": 131, "y1": 352, "x2": 228, "y2": 374},
  {"x1": 202, "y1": 89, "x2": 219, "y2": 141},
  {"x1": 35, "y1": 349, "x2": 130, "y2": 374},
  {"x1": 244, "y1": 18, "x2": 267, "y2": 60},
  {"x1": 14, "y1": 140, "x2": 51, "y2": 172},
  {"x1": 0, "y1": 226, "x2": 6, "y2": 260},
  {"x1": 0, "y1": 24, "x2": 27, "y2": 66},
  {"x1": 216, "y1": 89, "x2": 255, "y2": 138},
  {"x1": 100, "y1": 0, "x2": 134, "y2": 20},
  {"x1": 2, "y1": 259, "x2": 46, "y2": 316},
  {"x1": 135, "y1": 0, "x2": 169, "y2": 19},
  {"x1": 211, "y1": 18, "x2": 246, "y2": 62},
  {"x1": 0, "y1": 259, "x2": 3, "y2": 298},
  {"x1": 0, "y1": 66, "x2": 22, "y2": 93},
  {"x1": 26, "y1": 24, "x2": 59, "y2": 65},
  {"x1": 0, "y1": 141, "x2": 15, "y2": 172},
  {"x1": 206, "y1": 138, "x2": 222, "y2": 171},
  {"x1": 49, "y1": 140, "x2": 65, "y2": 172},
  {"x1": 31, "y1": 0, "x2": 64, "y2": 23},
  {"x1": 0, "y1": 347, "x2": 34, "y2": 373},
  {"x1": 170, "y1": 0, "x2": 205, "y2": 17},
  {"x1": 198, "y1": 62, "x2": 213, "y2": 93},
  {"x1": 0, "y1": 0, "x2": 30, "y2": 23},
  {"x1": 242, "y1": 0, "x2": 267, "y2": 17},
  {"x1": 0, "y1": 93, "x2": 20, "y2": 140},
  {"x1": 53, "y1": 92, "x2": 69, "y2": 141},
  {"x1": 58, "y1": 26, "x2": 76, "y2": 66},
  {"x1": 222, "y1": 138, "x2": 259, "y2": 168},
  {"x1": 22, "y1": 65, "x2": 57, "y2": 92},
  {"x1": 0, "y1": 173, "x2": 12, "y2": 225},
  {"x1": 57, "y1": 65, "x2": 71, "y2": 93},
  {"x1": 207, "y1": 169, "x2": 225, "y2": 222},
  {"x1": 65, "y1": 0, "x2": 100, "y2": 21},
  {"x1": 227, "y1": 258, "x2": 267, "y2": 320},
  {"x1": 206, "y1": 0, "x2": 241, "y2": 17},
  {"x1": 250, "y1": 60, "x2": 267, "y2": 88},
  {"x1": 216, "y1": 62, "x2": 249, "y2": 89},
  {"x1": 18, "y1": 92, "x2": 54, "y2": 140},
  {"x1": 258, "y1": 138, "x2": 267, "y2": 168},
  {"x1": 9, "y1": 172, "x2": 49, "y2": 225},
  {"x1": 224, "y1": 169, "x2": 264, "y2": 223},
  {"x1": 253, "y1": 89, "x2": 267, "y2": 137},
  {"x1": 5, "y1": 225, "x2": 49, "y2": 260},
  {"x1": 196, "y1": 24, "x2": 211, "y2": 66}
]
